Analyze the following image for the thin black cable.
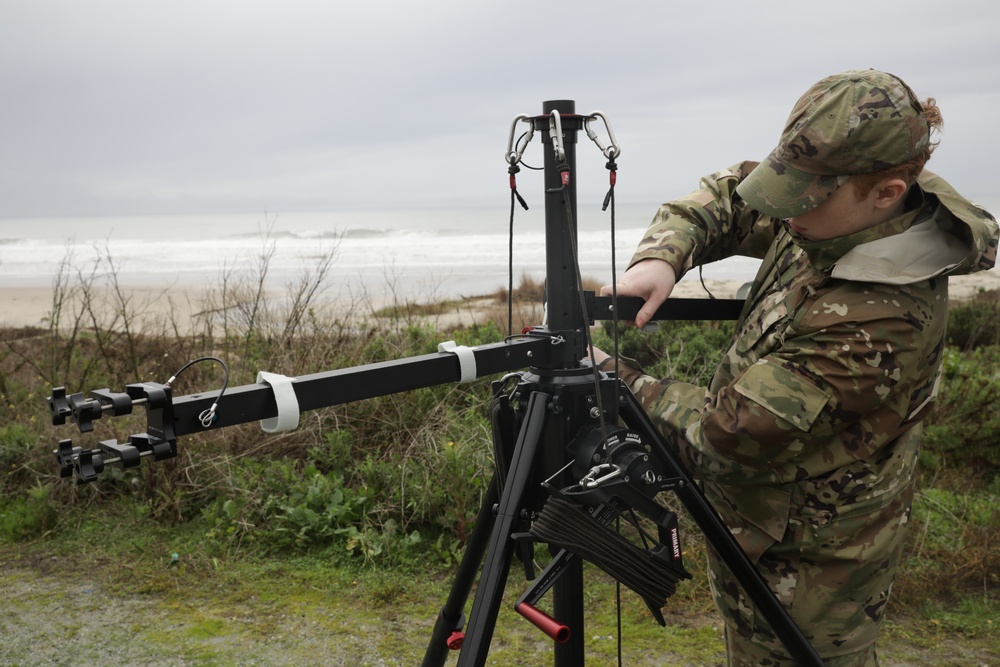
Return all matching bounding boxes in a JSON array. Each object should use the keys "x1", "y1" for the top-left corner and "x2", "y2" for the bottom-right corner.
[
  {"x1": 604, "y1": 157, "x2": 622, "y2": 389},
  {"x1": 513, "y1": 131, "x2": 544, "y2": 172},
  {"x1": 698, "y1": 265, "x2": 716, "y2": 299},
  {"x1": 167, "y1": 356, "x2": 229, "y2": 427},
  {"x1": 556, "y1": 137, "x2": 666, "y2": 665},
  {"x1": 507, "y1": 155, "x2": 530, "y2": 338},
  {"x1": 560, "y1": 175, "x2": 611, "y2": 446},
  {"x1": 508, "y1": 184, "x2": 516, "y2": 337},
  {"x1": 603, "y1": 156, "x2": 625, "y2": 667},
  {"x1": 616, "y1": 515, "x2": 624, "y2": 665}
]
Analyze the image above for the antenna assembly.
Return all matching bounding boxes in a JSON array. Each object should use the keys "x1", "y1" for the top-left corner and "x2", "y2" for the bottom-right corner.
[{"x1": 48, "y1": 101, "x2": 825, "y2": 667}]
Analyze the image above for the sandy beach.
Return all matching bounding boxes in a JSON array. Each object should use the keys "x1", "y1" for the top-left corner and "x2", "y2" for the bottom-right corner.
[
  {"x1": 0, "y1": 285, "x2": 213, "y2": 332},
  {"x1": 1, "y1": 269, "x2": 998, "y2": 332}
]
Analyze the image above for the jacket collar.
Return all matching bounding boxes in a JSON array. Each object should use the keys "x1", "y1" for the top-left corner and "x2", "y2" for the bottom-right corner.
[
  {"x1": 789, "y1": 176, "x2": 998, "y2": 285},
  {"x1": 791, "y1": 189, "x2": 930, "y2": 273}
]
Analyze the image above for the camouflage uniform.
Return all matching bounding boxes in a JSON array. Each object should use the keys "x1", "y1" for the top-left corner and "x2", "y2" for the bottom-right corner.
[{"x1": 612, "y1": 72, "x2": 999, "y2": 666}]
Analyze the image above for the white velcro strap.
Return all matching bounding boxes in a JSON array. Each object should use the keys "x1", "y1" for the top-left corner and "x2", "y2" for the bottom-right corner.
[
  {"x1": 438, "y1": 341, "x2": 477, "y2": 383},
  {"x1": 256, "y1": 371, "x2": 300, "y2": 433}
]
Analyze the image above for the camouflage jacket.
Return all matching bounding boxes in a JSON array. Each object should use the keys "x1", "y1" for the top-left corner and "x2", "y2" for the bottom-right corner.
[{"x1": 616, "y1": 162, "x2": 998, "y2": 654}]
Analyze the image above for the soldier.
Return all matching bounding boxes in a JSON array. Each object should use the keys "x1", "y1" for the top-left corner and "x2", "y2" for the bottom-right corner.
[{"x1": 591, "y1": 69, "x2": 999, "y2": 666}]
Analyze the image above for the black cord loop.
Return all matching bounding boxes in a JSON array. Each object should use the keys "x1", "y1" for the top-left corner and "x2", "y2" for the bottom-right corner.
[{"x1": 167, "y1": 356, "x2": 229, "y2": 427}]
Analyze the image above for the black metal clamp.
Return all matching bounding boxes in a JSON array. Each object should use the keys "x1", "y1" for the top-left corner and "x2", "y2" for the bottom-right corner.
[{"x1": 50, "y1": 382, "x2": 176, "y2": 484}]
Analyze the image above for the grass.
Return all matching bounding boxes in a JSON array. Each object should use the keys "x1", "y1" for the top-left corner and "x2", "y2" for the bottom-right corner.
[
  {"x1": 0, "y1": 509, "x2": 728, "y2": 666},
  {"x1": 2, "y1": 509, "x2": 995, "y2": 666}
]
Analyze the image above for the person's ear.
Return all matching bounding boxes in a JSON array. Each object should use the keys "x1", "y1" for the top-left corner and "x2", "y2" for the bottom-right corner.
[{"x1": 874, "y1": 178, "x2": 908, "y2": 210}]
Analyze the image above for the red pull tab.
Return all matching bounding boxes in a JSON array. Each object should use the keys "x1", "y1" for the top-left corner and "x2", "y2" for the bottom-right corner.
[
  {"x1": 609, "y1": 170, "x2": 617, "y2": 186},
  {"x1": 560, "y1": 170, "x2": 570, "y2": 186}
]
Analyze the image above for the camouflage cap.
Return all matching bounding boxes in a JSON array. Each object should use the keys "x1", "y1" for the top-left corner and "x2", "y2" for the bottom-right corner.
[{"x1": 736, "y1": 69, "x2": 930, "y2": 219}]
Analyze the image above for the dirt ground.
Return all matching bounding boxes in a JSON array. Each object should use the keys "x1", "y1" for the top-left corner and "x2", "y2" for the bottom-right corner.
[{"x1": 1, "y1": 563, "x2": 994, "y2": 667}]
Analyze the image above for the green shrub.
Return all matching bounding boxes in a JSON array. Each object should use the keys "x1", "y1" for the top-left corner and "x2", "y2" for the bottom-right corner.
[
  {"x1": 0, "y1": 422, "x2": 36, "y2": 469},
  {"x1": 268, "y1": 467, "x2": 368, "y2": 549},
  {"x1": 947, "y1": 289, "x2": 1000, "y2": 349},
  {"x1": 922, "y1": 346, "x2": 1000, "y2": 480},
  {"x1": 0, "y1": 482, "x2": 58, "y2": 541},
  {"x1": 896, "y1": 483, "x2": 1000, "y2": 608},
  {"x1": 594, "y1": 318, "x2": 735, "y2": 385}
]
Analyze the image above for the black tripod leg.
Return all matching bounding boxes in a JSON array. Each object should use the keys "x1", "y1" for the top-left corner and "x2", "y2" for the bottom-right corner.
[
  {"x1": 618, "y1": 388, "x2": 826, "y2": 667},
  {"x1": 551, "y1": 554, "x2": 584, "y2": 667},
  {"x1": 456, "y1": 390, "x2": 549, "y2": 667},
  {"x1": 421, "y1": 475, "x2": 500, "y2": 667}
]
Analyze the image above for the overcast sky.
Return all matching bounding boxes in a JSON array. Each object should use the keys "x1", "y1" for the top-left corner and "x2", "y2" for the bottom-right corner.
[{"x1": 2, "y1": 0, "x2": 998, "y2": 219}]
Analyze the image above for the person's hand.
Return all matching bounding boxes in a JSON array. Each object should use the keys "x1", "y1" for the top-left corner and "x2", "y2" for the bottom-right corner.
[
  {"x1": 589, "y1": 345, "x2": 611, "y2": 368},
  {"x1": 600, "y1": 259, "x2": 677, "y2": 329}
]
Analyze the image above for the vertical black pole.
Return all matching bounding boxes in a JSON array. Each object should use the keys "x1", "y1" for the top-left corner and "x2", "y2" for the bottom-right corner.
[
  {"x1": 536, "y1": 100, "x2": 586, "y2": 369},
  {"x1": 536, "y1": 99, "x2": 588, "y2": 666},
  {"x1": 448, "y1": 101, "x2": 595, "y2": 667},
  {"x1": 552, "y1": 555, "x2": 585, "y2": 667}
]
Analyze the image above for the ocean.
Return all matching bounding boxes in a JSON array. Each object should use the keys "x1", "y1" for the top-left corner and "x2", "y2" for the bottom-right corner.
[{"x1": 0, "y1": 204, "x2": 765, "y2": 302}]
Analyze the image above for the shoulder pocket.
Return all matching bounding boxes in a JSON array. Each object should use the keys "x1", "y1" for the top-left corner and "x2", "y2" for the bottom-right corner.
[{"x1": 733, "y1": 359, "x2": 830, "y2": 432}]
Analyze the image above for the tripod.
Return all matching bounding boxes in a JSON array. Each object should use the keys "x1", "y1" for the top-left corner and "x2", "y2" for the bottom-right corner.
[
  {"x1": 422, "y1": 100, "x2": 824, "y2": 666},
  {"x1": 48, "y1": 100, "x2": 825, "y2": 666}
]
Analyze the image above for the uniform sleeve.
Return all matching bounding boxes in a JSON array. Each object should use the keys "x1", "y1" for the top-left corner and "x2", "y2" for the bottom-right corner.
[
  {"x1": 630, "y1": 161, "x2": 780, "y2": 280},
  {"x1": 626, "y1": 303, "x2": 943, "y2": 488}
]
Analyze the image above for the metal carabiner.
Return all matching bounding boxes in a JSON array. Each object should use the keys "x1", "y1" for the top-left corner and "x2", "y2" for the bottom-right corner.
[
  {"x1": 580, "y1": 463, "x2": 622, "y2": 489},
  {"x1": 505, "y1": 113, "x2": 535, "y2": 166},
  {"x1": 585, "y1": 111, "x2": 621, "y2": 160},
  {"x1": 548, "y1": 110, "x2": 566, "y2": 163}
]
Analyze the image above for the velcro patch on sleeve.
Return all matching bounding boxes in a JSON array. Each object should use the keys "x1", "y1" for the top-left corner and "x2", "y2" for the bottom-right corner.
[{"x1": 733, "y1": 359, "x2": 830, "y2": 432}]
